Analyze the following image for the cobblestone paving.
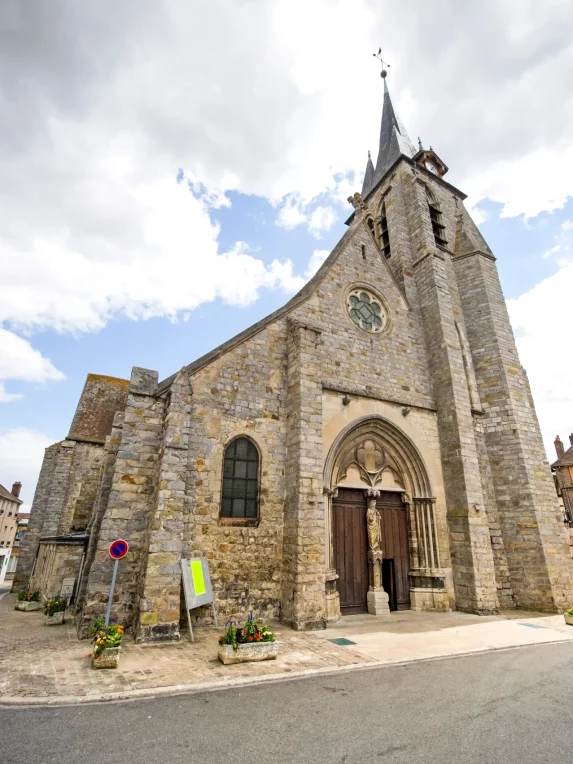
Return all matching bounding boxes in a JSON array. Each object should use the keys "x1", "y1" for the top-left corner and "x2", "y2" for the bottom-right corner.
[
  {"x1": 2, "y1": 590, "x2": 572, "y2": 704},
  {"x1": 0, "y1": 593, "x2": 365, "y2": 701}
]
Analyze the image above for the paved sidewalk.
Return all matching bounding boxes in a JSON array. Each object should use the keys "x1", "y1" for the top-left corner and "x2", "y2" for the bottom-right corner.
[{"x1": 1, "y1": 591, "x2": 572, "y2": 706}]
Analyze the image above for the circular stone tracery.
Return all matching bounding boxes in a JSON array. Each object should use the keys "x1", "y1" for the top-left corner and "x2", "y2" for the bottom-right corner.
[{"x1": 347, "y1": 288, "x2": 386, "y2": 333}]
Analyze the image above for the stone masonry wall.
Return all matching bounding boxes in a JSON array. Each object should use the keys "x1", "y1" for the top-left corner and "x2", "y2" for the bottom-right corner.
[
  {"x1": 29, "y1": 542, "x2": 84, "y2": 601},
  {"x1": 57, "y1": 442, "x2": 104, "y2": 534},
  {"x1": 398, "y1": 168, "x2": 499, "y2": 613},
  {"x1": 82, "y1": 368, "x2": 163, "y2": 632},
  {"x1": 136, "y1": 372, "x2": 193, "y2": 642},
  {"x1": 11, "y1": 442, "x2": 61, "y2": 591},
  {"x1": 281, "y1": 319, "x2": 326, "y2": 629},
  {"x1": 454, "y1": 243, "x2": 573, "y2": 610},
  {"x1": 184, "y1": 322, "x2": 287, "y2": 624},
  {"x1": 75, "y1": 412, "x2": 124, "y2": 635}
]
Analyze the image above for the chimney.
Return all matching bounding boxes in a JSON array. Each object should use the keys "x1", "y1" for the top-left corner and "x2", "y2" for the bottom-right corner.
[
  {"x1": 555, "y1": 436, "x2": 564, "y2": 458},
  {"x1": 11, "y1": 481, "x2": 21, "y2": 498},
  {"x1": 570, "y1": 433, "x2": 573, "y2": 447}
]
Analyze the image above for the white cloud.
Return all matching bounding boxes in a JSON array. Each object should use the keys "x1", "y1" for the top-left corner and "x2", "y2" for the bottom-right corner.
[
  {"x1": 276, "y1": 195, "x2": 308, "y2": 230},
  {"x1": 2, "y1": 0, "x2": 573, "y2": 397},
  {"x1": 0, "y1": 428, "x2": 56, "y2": 508},
  {"x1": 0, "y1": 328, "x2": 64, "y2": 402},
  {"x1": 305, "y1": 249, "x2": 330, "y2": 278},
  {"x1": 308, "y1": 206, "x2": 336, "y2": 238},
  {"x1": 508, "y1": 257, "x2": 573, "y2": 461},
  {"x1": 464, "y1": 146, "x2": 573, "y2": 221}
]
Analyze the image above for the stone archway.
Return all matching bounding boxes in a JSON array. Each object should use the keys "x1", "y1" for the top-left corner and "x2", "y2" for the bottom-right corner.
[{"x1": 323, "y1": 415, "x2": 445, "y2": 621}]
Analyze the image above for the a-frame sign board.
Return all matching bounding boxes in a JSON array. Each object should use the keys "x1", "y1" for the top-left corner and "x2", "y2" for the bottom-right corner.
[{"x1": 180, "y1": 558, "x2": 218, "y2": 642}]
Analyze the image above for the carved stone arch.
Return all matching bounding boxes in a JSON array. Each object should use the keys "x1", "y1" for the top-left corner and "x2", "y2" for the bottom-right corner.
[
  {"x1": 322, "y1": 416, "x2": 445, "y2": 622},
  {"x1": 324, "y1": 415, "x2": 433, "y2": 499}
]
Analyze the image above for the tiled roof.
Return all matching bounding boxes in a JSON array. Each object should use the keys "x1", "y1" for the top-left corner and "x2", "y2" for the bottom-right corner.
[
  {"x1": 0, "y1": 484, "x2": 22, "y2": 504},
  {"x1": 552, "y1": 445, "x2": 573, "y2": 468}
]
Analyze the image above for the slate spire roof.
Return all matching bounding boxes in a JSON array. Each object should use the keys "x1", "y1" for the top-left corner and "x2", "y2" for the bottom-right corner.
[
  {"x1": 361, "y1": 151, "x2": 375, "y2": 196},
  {"x1": 367, "y1": 79, "x2": 416, "y2": 196}
]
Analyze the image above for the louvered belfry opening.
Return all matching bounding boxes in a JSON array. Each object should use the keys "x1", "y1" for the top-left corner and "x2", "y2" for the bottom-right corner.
[
  {"x1": 380, "y1": 203, "x2": 391, "y2": 258},
  {"x1": 428, "y1": 202, "x2": 447, "y2": 248}
]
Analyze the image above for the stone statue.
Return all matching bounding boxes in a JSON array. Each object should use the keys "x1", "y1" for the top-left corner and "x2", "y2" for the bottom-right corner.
[
  {"x1": 366, "y1": 498, "x2": 382, "y2": 554},
  {"x1": 347, "y1": 192, "x2": 366, "y2": 211}
]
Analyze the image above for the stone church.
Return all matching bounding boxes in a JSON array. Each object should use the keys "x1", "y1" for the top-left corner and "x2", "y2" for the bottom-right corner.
[{"x1": 15, "y1": 73, "x2": 573, "y2": 641}]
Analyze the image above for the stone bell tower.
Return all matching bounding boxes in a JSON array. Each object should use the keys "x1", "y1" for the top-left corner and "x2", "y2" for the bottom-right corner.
[{"x1": 349, "y1": 59, "x2": 573, "y2": 613}]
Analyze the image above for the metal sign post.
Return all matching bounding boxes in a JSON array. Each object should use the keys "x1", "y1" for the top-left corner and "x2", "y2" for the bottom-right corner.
[
  {"x1": 180, "y1": 558, "x2": 217, "y2": 642},
  {"x1": 105, "y1": 539, "x2": 129, "y2": 627}
]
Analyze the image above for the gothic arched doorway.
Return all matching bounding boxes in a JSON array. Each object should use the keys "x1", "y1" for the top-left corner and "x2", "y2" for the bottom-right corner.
[
  {"x1": 324, "y1": 416, "x2": 443, "y2": 619},
  {"x1": 332, "y1": 489, "x2": 410, "y2": 613}
]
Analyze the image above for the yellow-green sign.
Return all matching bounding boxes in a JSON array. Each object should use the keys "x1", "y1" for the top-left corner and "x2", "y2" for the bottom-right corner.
[{"x1": 180, "y1": 557, "x2": 213, "y2": 611}]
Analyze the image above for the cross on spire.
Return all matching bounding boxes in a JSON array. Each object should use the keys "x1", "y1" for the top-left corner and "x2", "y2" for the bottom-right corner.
[{"x1": 373, "y1": 47, "x2": 390, "y2": 79}]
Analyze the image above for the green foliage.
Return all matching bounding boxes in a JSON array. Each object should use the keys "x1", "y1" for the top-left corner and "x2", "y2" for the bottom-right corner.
[
  {"x1": 218, "y1": 623, "x2": 239, "y2": 650},
  {"x1": 17, "y1": 589, "x2": 40, "y2": 602},
  {"x1": 88, "y1": 618, "x2": 124, "y2": 657},
  {"x1": 218, "y1": 614, "x2": 276, "y2": 651},
  {"x1": 88, "y1": 617, "x2": 105, "y2": 638},
  {"x1": 44, "y1": 597, "x2": 67, "y2": 616},
  {"x1": 566, "y1": 608, "x2": 573, "y2": 616}
]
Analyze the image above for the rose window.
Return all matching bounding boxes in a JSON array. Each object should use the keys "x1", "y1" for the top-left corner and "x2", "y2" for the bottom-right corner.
[{"x1": 347, "y1": 289, "x2": 386, "y2": 333}]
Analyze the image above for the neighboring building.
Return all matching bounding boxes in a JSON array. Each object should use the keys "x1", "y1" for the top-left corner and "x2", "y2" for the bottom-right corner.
[
  {"x1": 14, "y1": 72, "x2": 573, "y2": 641},
  {"x1": 552, "y1": 434, "x2": 573, "y2": 556},
  {"x1": 0, "y1": 482, "x2": 23, "y2": 584},
  {"x1": 6, "y1": 511, "x2": 30, "y2": 577}
]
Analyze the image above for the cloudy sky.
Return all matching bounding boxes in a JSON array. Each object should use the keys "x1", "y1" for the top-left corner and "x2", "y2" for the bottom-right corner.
[{"x1": 1, "y1": 0, "x2": 573, "y2": 510}]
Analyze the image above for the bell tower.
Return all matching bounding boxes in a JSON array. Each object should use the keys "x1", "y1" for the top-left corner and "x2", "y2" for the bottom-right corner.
[{"x1": 346, "y1": 54, "x2": 573, "y2": 613}]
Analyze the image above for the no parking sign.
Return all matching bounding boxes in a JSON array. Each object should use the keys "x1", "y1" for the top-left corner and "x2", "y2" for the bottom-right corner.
[
  {"x1": 109, "y1": 539, "x2": 129, "y2": 559},
  {"x1": 105, "y1": 539, "x2": 129, "y2": 626}
]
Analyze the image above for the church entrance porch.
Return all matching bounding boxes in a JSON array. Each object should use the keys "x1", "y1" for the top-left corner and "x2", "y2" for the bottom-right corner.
[
  {"x1": 333, "y1": 487, "x2": 410, "y2": 615},
  {"x1": 324, "y1": 414, "x2": 452, "y2": 622}
]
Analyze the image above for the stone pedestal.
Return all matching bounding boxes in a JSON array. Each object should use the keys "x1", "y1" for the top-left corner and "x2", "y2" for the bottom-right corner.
[{"x1": 367, "y1": 587, "x2": 390, "y2": 615}]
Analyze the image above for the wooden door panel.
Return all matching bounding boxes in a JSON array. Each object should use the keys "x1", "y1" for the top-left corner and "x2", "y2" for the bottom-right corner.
[
  {"x1": 333, "y1": 490, "x2": 368, "y2": 614},
  {"x1": 376, "y1": 491, "x2": 410, "y2": 611}
]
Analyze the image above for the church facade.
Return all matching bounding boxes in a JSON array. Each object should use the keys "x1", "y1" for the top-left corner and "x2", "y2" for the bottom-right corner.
[{"x1": 15, "y1": 76, "x2": 573, "y2": 640}]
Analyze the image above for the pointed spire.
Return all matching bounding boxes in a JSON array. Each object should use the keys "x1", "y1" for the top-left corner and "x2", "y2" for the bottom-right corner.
[
  {"x1": 361, "y1": 150, "x2": 375, "y2": 196},
  {"x1": 370, "y1": 79, "x2": 416, "y2": 192}
]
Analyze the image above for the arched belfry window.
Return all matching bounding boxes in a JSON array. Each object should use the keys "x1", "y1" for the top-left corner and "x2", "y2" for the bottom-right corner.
[
  {"x1": 221, "y1": 437, "x2": 259, "y2": 518},
  {"x1": 380, "y1": 203, "x2": 391, "y2": 259},
  {"x1": 426, "y1": 189, "x2": 447, "y2": 248}
]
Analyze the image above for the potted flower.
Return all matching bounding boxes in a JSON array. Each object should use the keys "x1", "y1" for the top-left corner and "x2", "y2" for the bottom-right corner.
[
  {"x1": 217, "y1": 614, "x2": 278, "y2": 665},
  {"x1": 88, "y1": 617, "x2": 124, "y2": 669},
  {"x1": 15, "y1": 589, "x2": 42, "y2": 612},
  {"x1": 564, "y1": 608, "x2": 573, "y2": 626},
  {"x1": 44, "y1": 597, "x2": 67, "y2": 626}
]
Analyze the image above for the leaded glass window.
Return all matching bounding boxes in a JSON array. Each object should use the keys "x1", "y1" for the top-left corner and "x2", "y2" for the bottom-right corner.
[
  {"x1": 347, "y1": 288, "x2": 387, "y2": 334},
  {"x1": 220, "y1": 437, "x2": 259, "y2": 518}
]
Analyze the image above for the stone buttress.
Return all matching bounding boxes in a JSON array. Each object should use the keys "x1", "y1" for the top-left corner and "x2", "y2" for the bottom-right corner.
[
  {"x1": 81, "y1": 368, "x2": 164, "y2": 631},
  {"x1": 453, "y1": 210, "x2": 573, "y2": 610}
]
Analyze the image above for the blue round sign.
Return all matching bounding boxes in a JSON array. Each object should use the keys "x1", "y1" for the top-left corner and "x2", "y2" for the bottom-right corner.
[{"x1": 109, "y1": 539, "x2": 129, "y2": 559}]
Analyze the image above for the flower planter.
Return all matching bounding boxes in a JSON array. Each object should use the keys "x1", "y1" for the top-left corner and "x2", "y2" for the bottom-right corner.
[
  {"x1": 218, "y1": 641, "x2": 279, "y2": 665},
  {"x1": 15, "y1": 601, "x2": 42, "y2": 612},
  {"x1": 91, "y1": 647, "x2": 121, "y2": 669},
  {"x1": 564, "y1": 613, "x2": 573, "y2": 626},
  {"x1": 44, "y1": 611, "x2": 65, "y2": 626}
]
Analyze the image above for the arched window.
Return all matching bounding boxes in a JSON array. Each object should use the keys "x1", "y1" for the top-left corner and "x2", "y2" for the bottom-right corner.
[
  {"x1": 220, "y1": 437, "x2": 259, "y2": 518},
  {"x1": 380, "y1": 203, "x2": 391, "y2": 259},
  {"x1": 426, "y1": 189, "x2": 447, "y2": 248}
]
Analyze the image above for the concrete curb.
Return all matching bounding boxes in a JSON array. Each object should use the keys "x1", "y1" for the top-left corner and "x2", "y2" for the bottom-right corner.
[{"x1": 2, "y1": 637, "x2": 573, "y2": 709}]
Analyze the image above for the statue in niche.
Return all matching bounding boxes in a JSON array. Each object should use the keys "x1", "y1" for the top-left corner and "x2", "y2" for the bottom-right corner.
[{"x1": 366, "y1": 496, "x2": 382, "y2": 554}]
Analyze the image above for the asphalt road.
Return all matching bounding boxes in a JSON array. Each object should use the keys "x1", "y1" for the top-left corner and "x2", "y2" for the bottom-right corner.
[{"x1": 2, "y1": 641, "x2": 573, "y2": 764}]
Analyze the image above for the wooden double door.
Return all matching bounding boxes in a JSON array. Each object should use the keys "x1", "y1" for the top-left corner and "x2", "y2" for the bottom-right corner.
[{"x1": 333, "y1": 488, "x2": 410, "y2": 614}]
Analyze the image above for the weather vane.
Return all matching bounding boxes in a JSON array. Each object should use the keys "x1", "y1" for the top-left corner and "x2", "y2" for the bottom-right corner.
[{"x1": 373, "y1": 47, "x2": 390, "y2": 79}]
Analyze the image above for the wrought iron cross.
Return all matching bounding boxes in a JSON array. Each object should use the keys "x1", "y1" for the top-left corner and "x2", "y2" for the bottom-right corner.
[{"x1": 373, "y1": 47, "x2": 390, "y2": 77}]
